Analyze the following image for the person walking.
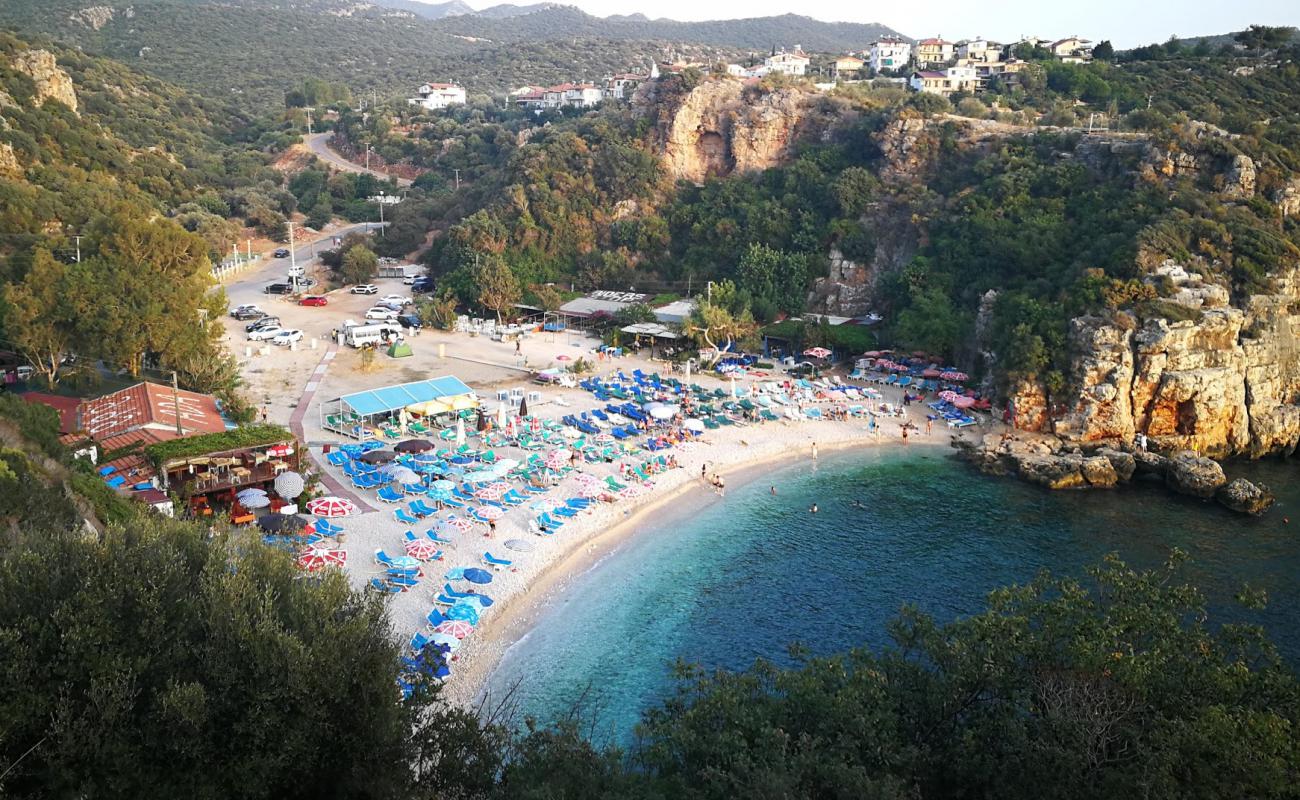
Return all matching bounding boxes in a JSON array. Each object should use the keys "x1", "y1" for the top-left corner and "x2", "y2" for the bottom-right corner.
[{"x1": 811, "y1": 442, "x2": 818, "y2": 460}]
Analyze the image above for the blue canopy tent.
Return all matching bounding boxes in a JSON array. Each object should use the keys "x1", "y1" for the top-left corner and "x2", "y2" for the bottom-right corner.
[{"x1": 320, "y1": 376, "x2": 474, "y2": 439}]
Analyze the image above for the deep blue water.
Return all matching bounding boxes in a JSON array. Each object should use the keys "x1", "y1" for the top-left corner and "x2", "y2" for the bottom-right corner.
[{"x1": 484, "y1": 447, "x2": 1300, "y2": 744}]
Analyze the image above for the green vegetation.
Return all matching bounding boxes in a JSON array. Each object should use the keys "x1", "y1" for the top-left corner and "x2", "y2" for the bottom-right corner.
[{"x1": 143, "y1": 425, "x2": 294, "y2": 468}]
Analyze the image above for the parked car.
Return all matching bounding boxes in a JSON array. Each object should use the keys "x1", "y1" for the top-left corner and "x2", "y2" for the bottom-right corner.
[
  {"x1": 365, "y1": 307, "x2": 399, "y2": 322},
  {"x1": 287, "y1": 265, "x2": 305, "y2": 277},
  {"x1": 380, "y1": 294, "x2": 411, "y2": 307},
  {"x1": 246, "y1": 316, "x2": 280, "y2": 333},
  {"x1": 295, "y1": 276, "x2": 317, "y2": 288},
  {"x1": 264, "y1": 283, "x2": 293, "y2": 295},
  {"x1": 350, "y1": 284, "x2": 378, "y2": 295},
  {"x1": 397, "y1": 313, "x2": 422, "y2": 330},
  {"x1": 230, "y1": 304, "x2": 263, "y2": 320},
  {"x1": 411, "y1": 280, "x2": 434, "y2": 295},
  {"x1": 273, "y1": 248, "x2": 291, "y2": 258},
  {"x1": 271, "y1": 329, "x2": 304, "y2": 346},
  {"x1": 298, "y1": 295, "x2": 328, "y2": 307},
  {"x1": 248, "y1": 326, "x2": 285, "y2": 342},
  {"x1": 376, "y1": 300, "x2": 405, "y2": 312}
]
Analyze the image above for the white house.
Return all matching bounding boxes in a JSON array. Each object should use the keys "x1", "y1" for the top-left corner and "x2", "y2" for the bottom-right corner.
[
  {"x1": 408, "y1": 82, "x2": 466, "y2": 111},
  {"x1": 956, "y1": 38, "x2": 1002, "y2": 64},
  {"x1": 1052, "y1": 36, "x2": 1093, "y2": 60},
  {"x1": 909, "y1": 65, "x2": 978, "y2": 96},
  {"x1": 764, "y1": 46, "x2": 810, "y2": 76},
  {"x1": 604, "y1": 72, "x2": 650, "y2": 101},
  {"x1": 542, "y1": 83, "x2": 603, "y2": 109},
  {"x1": 868, "y1": 37, "x2": 912, "y2": 73}
]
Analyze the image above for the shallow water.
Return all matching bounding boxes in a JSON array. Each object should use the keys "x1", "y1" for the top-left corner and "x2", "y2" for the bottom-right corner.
[{"x1": 485, "y1": 448, "x2": 1300, "y2": 745}]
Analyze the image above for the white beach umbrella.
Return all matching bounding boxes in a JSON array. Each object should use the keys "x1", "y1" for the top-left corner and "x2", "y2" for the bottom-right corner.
[{"x1": 455, "y1": 417, "x2": 466, "y2": 447}]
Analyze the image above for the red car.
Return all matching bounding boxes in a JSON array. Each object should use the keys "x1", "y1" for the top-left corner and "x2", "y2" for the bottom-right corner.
[{"x1": 298, "y1": 295, "x2": 328, "y2": 307}]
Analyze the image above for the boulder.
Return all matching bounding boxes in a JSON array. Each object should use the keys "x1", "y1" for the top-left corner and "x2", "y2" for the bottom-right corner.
[
  {"x1": 1132, "y1": 449, "x2": 1170, "y2": 477},
  {"x1": 1165, "y1": 452, "x2": 1227, "y2": 498},
  {"x1": 1215, "y1": 478, "x2": 1275, "y2": 515},
  {"x1": 1080, "y1": 456, "x2": 1120, "y2": 488},
  {"x1": 1096, "y1": 447, "x2": 1137, "y2": 482},
  {"x1": 1015, "y1": 454, "x2": 1087, "y2": 490}
]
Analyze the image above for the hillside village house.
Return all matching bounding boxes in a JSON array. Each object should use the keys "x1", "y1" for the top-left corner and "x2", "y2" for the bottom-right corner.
[
  {"x1": 915, "y1": 37, "x2": 955, "y2": 67},
  {"x1": 1052, "y1": 36, "x2": 1094, "y2": 62},
  {"x1": 956, "y1": 38, "x2": 1003, "y2": 63},
  {"x1": 831, "y1": 55, "x2": 865, "y2": 80},
  {"x1": 868, "y1": 37, "x2": 912, "y2": 72},
  {"x1": 407, "y1": 82, "x2": 466, "y2": 111},
  {"x1": 910, "y1": 64, "x2": 978, "y2": 96},
  {"x1": 543, "y1": 83, "x2": 603, "y2": 109},
  {"x1": 764, "y1": 46, "x2": 810, "y2": 76},
  {"x1": 604, "y1": 69, "x2": 652, "y2": 101}
]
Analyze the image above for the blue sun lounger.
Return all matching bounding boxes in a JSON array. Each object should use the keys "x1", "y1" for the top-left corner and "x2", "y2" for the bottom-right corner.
[
  {"x1": 425, "y1": 529, "x2": 452, "y2": 544},
  {"x1": 395, "y1": 508, "x2": 420, "y2": 525},
  {"x1": 482, "y1": 552, "x2": 512, "y2": 569},
  {"x1": 377, "y1": 486, "x2": 404, "y2": 503},
  {"x1": 369, "y1": 577, "x2": 404, "y2": 595}
]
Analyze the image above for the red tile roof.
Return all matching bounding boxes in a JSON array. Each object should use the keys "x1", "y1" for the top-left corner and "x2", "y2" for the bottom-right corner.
[
  {"x1": 919, "y1": 38, "x2": 953, "y2": 46},
  {"x1": 80, "y1": 381, "x2": 227, "y2": 440},
  {"x1": 21, "y1": 392, "x2": 81, "y2": 434}
]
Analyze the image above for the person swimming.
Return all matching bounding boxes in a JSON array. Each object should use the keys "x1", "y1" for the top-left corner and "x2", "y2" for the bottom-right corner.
[{"x1": 810, "y1": 503, "x2": 818, "y2": 514}]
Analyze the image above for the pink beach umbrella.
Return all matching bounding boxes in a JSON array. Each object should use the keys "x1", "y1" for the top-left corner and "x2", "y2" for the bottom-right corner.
[
  {"x1": 940, "y1": 370, "x2": 969, "y2": 381},
  {"x1": 438, "y1": 516, "x2": 475, "y2": 534},
  {"x1": 404, "y1": 539, "x2": 442, "y2": 561},
  {"x1": 952, "y1": 396, "x2": 977, "y2": 409},
  {"x1": 306, "y1": 496, "x2": 357, "y2": 518},
  {"x1": 475, "y1": 484, "x2": 508, "y2": 500},
  {"x1": 545, "y1": 449, "x2": 571, "y2": 468},
  {"x1": 475, "y1": 505, "x2": 507, "y2": 521},
  {"x1": 618, "y1": 484, "x2": 648, "y2": 500},
  {"x1": 435, "y1": 620, "x2": 476, "y2": 639},
  {"x1": 939, "y1": 390, "x2": 960, "y2": 402},
  {"x1": 594, "y1": 433, "x2": 615, "y2": 444},
  {"x1": 803, "y1": 347, "x2": 832, "y2": 359},
  {"x1": 577, "y1": 483, "x2": 604, "y2": 499}
]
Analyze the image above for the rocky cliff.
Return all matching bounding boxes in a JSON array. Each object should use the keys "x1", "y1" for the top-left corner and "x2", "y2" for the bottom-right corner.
[
  {"x1": 10, "y1": 48, "x2": 78, "y2": 113},
  {"x1": 1015, "y1": 264, "x2": 1300, "y2": 459},
  {"x1": 648, "y1": 78, "x2": 812, "y2": 184}
]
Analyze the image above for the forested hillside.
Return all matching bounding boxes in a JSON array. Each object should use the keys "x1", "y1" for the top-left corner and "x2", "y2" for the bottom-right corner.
[{"x1": 0, "y1": 0, "x2": 899, "y2": 111}]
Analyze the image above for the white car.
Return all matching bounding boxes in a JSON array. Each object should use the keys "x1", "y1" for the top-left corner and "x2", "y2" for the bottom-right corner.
[
  {"x1": 272, "y1": 329, "x2": 304, "y2": 346},
  {"x1": 350, "y1": 284, "x2": 378, "y2": 295},
  {"x1": 380, "y1": 294, "x2": 411, "y2": 307},
  {"x1": 248, "y1": 326, "x2": 284, "y2": 342},
  {"x1": 365, "y1": 307, "x2": 399, "y2": 322}
]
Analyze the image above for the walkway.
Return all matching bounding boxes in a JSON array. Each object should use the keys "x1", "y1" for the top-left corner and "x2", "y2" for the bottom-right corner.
[{"x1": 290, "y1": 346, "x2": 376, "y2": 512}]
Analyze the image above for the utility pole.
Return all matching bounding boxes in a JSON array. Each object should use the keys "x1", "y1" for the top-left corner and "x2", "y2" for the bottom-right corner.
[
  {"x1": 171, "y1": 372, "x2": 184, "y2": 437},
  {"x1": 74, "y1": 235, "x2": 81, "y2": 263},
  {"x1": 306, "y1": 107, "x2": 313, "y2": 135},
  {"x1": 376, "y1": 198, "x2": 385, "y2": 236},
  {"x1": 453, "y1": 168, "x2": 461, "y2": 190},
  {"x1": 288, "y1": 221, "x2": 298, "y2": 294},
  {"x1": 366, "y1": 146, "x2": 372, "y2": 171},
  {"x1": 707, "y1": 280, "x2": 714, "y2": 305}
]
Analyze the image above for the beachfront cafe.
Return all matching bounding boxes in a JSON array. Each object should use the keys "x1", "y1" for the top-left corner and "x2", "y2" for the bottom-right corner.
[
  {"x1": 145, "y1": 425, "x2": 300, "y2": 518},
  {"x1": 320, "y1": 376, "x2": 476, "y2": 440}
]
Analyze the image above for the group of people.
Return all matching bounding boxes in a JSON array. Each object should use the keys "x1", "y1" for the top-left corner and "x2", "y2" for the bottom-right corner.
[{"x1": 700, "y1": 463, "x2": 726, "y2": 497}]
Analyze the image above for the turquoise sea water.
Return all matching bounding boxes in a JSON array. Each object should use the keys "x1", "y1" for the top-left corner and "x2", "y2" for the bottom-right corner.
[{"x1": 484, "y1": 447, "x2": 1300, "y2": 744}]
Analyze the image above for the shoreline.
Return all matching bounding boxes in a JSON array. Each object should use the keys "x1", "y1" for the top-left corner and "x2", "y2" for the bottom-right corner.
[{"x1": 441, "y1": 431, "x2": 950, "y2": 710}]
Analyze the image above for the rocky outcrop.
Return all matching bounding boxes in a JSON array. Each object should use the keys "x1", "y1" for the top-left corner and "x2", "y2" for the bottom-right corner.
[
  {"x1": 656, "y1": 80, "x2": 810, "y2": 183},
  {"x1": 1216, "y1": 478, "x2": 1275, "y2": 515},
  {"x1": 1165, "y1": 451, "x2": 1227, "y2": 498},
  {"x1": 68, "y1": 6, "x2": 131, "y2": 30},
  {"x1": 1277, "y1": 179, "x2": 1300, "y2": 218},
  {"x1": 0, "y1": 142, "x2": 19, "y2": 177},
  {"x1": 874, "y1": 114, "x2": 932, "y2": 183},
  {"x1": 1220, "y1": 154, "x2": 1257, "y2": 199},
  {"x1": 808, "y1": 248, "x2": 873, "y2": 315},
  {"x1": 11, "y1": 49, "x2": 78, "y2": 113}
]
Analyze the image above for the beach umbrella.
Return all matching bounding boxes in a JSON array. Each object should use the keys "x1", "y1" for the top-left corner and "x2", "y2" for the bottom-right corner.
[
  {"x1": 683, "y1": 418, "x2": 705, "y2": 432},
  {"x1": 460, "y1": 567, "x2": 494, "y2": 585},
  {"x1": 431, "y1": 479, "x2": 456, "y2": 492},
  {"x1": 952, "y1": 396, "x2": 976, "y2": 409},
  {"x1": 411, "y1": 451, "x2": 440, "y2": 464},
  {"x1": 730, "y1": 375, "x2": 738, "y2": 398},
  {"x1": 438, "y1": 516, "x2": 474, "y2": 534},
  {"x1": 274, "y1": 471, "x2": 305, "y2": 500},
  {"x1": 517, "y1": 396, "x2": 529, "y2": 418},
  {"x1": 576, "y1": 483, "x2": 604, "y2": 498},
  {"x1": 642, "y1": 401, "x2": 663, "y2": 412},
  {"x1": 405, "y1": 538, "x2": 442, "y2": 560},
  {"x1": 496, "y1": 402, "x2": 509, "y2": 430},
  {"x1": 940, "y1": 370, "x2": 969, "y2": 381},
  {"x1": 649, "y1": 405, "x2": 677, "y2": 421},
  {"x1": 464, "y1": 469, "x2": 498, "y2": 484},
  {"x1": 503, "y1": 538, "x2": 535, "y2": 553},
  {"x1": 475, "y1": 484, "x2": 508, "y2": 501},
  {"x1": 555, "y1": 354, "x2": 571, "y2": 361},
  {"x1": 454, "y1": 418, "x2": 466, "y2": 448},
  {"x1": 306, "y1": 496, "x2": 357, "y2": 517},
  {"x1": 395, "y1": 439, "x2": 434, "y2": 453},
  {"x1": 427, "y1": 486, "x2": 452, "y2": 503},
  {"x1": 922, "y1": 368, "x2": 941, "y2": 378},
  {"x1": 444, "y1": 603, "x2": 481, "y2": 625},
  {"x1": 296, "y1": 546, "x2": 346, "y2": 571},
  {"x1": 476, "y1": 505, "x2": 507, "y2": 521},
  {"x1": 544, "y1": 449, "x2": 571, "y2": 468},
  {"x1": 360, "y1": 450, "x2": 397, "y2": 464},
  {"x1": 241, "y1": 493, "x2": 271, "y2": 509},
  {"x1": 435, "y1": 620, "x2": 475, "y2": 639},
  {"x1": 236, "y1": 487, "x2": 267, "y2": 500},
  {"x1": 803, "y1": 347, "x2": 832, "y2": 359},
  {"x1": 429, "y1": 632, "x2": 462, "y2": 651},
  {"x1": 387, "y1": 466, "x2": 421, "y2": 485},
  {"x1": 939, "y1": 390, "x2": 960, "y2": 402},
  {"x1": 618, "y1": 484, "x2": 647, "y2": 500},
  {"x1": 863, "y1": 350, "x2": 884, "y2": 357},
  {"x1": 476, "y1": 409, "x2": 487, "y2": 432},
  {"x1": 258, "y1": 514, "x2": 306, "y2": 532},
  {"x1": 492, "y1": 458, "x2": 519, "y2": 473},
  {"x1": 529, "y1": 498, "x2": 562, "y2": 512},
  {"x1": 594, "y1": 433, "x2": 614, "y2": 444},
  {"x1": 456, "y1": 593, "x2": 493, "y2": 609}
]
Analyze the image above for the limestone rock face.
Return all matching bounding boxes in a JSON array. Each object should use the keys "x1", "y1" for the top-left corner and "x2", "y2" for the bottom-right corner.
[
  {"x1": 874, "y1": 114, "x2": 931, "y2": 182},
  {"x1": 1140, "y1": 147, "x2": 1200, "y2": 181},
  {"x1": 1052, "y1": 316, "x2": 1136, "y2": 445},
  {"x1": 659, "y1": 80, "x2": 808, "y2": 183},
  {"x1": 11, "y1": 49, "x2": 78, "y2": 113},
  {"x1": 1221, "y1": 154, "x2": 1257, "y2": 199},
  {"x1": 1216, "y1": 478, "x2": 1275, "y2": 515},
  {"x1": 1277, "y1": 179, "x2": 1300, "y2": 218},
  {"x1": 1165, "y1": 451, "x2": 1227, "y2": 498},
  {"x1": 809, "y1": 248, "x2": 873, "y2": 315},
  {"x1": 1080, "y1": 456, "x2": 1120, "y2": 488},
  {"x1": 0, "y1": 142, "x2": 19, "y2": 177}
]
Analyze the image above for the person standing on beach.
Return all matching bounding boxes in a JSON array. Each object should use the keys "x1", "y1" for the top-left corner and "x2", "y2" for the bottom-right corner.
[
  {"x1": 812, "y1": 442, "x2": 818, "y2": 460},
  {"x1": 926, "y1": 418, "x2": 933, "y2": 436},
  {"x1": 487, "y1": 519, "x2": 496, "y2": 538}
]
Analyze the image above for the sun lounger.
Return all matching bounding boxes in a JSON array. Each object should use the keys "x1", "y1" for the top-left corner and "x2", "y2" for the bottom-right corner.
[
  {"x1": 395, "y1": 508, "x2": 420, "y2": 525},
  {"x1": 425, "y1": 609, "x2": 447, "y2": 629},
  {"x1": 369, "y1": 577, "x2": 404, "y2": 595},
  {"x1": 425, "y1": 529, "x2": 452, "y2": 544},
  {"x1": 482, "y1": 552, "x2": 512, "y2": 569},
  {"x1": 377, "y1": 486, "x2": 404, "y2": 503}
]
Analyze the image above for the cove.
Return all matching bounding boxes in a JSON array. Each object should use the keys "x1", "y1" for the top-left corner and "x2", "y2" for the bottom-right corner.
[{"x1": 485, "y1": 447, "x2": 1300, "y2": 745}]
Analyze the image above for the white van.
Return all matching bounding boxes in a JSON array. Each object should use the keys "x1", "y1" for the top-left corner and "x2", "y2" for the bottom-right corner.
[{"x1": 344, "y1": 323, "x2": 401, "y2": 348}]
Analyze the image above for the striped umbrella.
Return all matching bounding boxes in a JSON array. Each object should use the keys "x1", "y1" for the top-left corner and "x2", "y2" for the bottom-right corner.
[
  {"x1": 577, "y1": 483, "x2": 604, "y2": 498},
  {"x1": 306, "y1": 497, "x2": 357, "y2": 517},
  {"x1": 475, "y1": 505, "x2": 506, "y2": 521},
  {"x1": 475, "y1": 484, "x2": 508, "y2": 500},
  {"x1": 438, "y1": 516, "x2": 474, "y2": 534},
  {"x1": 544, "y1": 449, "x2": 571, "y2": 468},
  {"x1": 404, "y1": 539, "x2": 442, "y2": 561},
  {"x1": 619, "y1": 484, "x2": 647, "y2": 500},
  {"x1": 296, "y1": 547, "x2": 346, "y2": 571},
  {"x1": 444, "y1": 603, "x2": 481, "y2": 625},
  {"x1": 435, "y1": 620, "x2": 475, "y2": 639},
  {"x1": 429, "y1": 632, "x2": 462, "y2": 651}
]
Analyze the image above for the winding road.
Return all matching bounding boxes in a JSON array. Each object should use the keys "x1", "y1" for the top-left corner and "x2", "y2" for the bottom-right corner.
[{"x1": 303, "y1": 133, "x2": 412, "y2": 187}]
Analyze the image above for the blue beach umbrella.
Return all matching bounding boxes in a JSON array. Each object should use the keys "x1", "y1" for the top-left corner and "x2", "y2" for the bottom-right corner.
[
  {"x1": 464, "y1": 470, "x2": 497, "y2": 483},
  {"x1": 460, "y1": 567, "x2": 493, "y2": 585},
  {"x1": 444, "y1": 567, "x2": 465, "y2": 580},
  {"x1": 456, "y1": 593, "x2": 493, "y2": 609},
  {"x1": 432, "y1": 479, "x2": 456, "y2": 491},
  {"x1": 427, "y1": 487, "x2": 452, "y2": 502},
  {"x1": 445, "y1": 603, "x2": 481, "y2": 625}
]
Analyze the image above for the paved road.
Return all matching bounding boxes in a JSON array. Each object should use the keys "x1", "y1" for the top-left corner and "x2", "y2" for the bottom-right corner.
[
  {"x1": 222, "y1": 222, "x2": 379, "y2": 309},
  {"x1": 303, "y1": 133, "x2": 412, "y2": 187}
]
